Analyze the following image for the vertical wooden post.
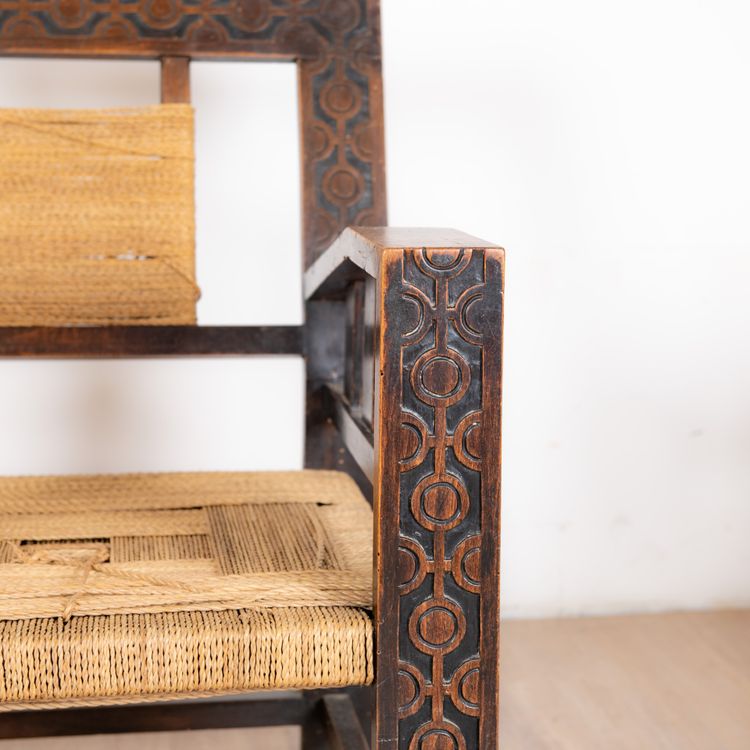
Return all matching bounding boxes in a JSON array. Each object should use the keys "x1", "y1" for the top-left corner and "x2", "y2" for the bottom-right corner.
[
  {"x1": 297, "y1": 0, "x2": 387, "y2": 268},
  {"x1": 160, "y1": 56, "x2": 191, "y2": 104},
  {"x1": 374, "y1": 243, "x2": 505, "y2": 749}
]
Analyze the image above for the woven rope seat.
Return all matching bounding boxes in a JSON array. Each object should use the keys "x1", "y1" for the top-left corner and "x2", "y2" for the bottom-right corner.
[{"x1": 0, "y1": 470, "x2": 374, "y2": 710}]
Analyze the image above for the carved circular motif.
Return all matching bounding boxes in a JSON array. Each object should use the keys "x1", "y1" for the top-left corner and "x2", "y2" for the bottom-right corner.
[
  {"x1": 454, "y1": 286, "x2": 485, "y2": 345},
  {"x1": 189, "y1": 18, "x2": 229, "y2": 45},
  {"x1": 451, "y1": 535, "x2": 481, "y2": 593},
  {"x1": 399, "y1": 412, "x2": 430, "y2": 471},
  {"x1": 397, "y1": 661, "x2": 427, "y2": 717},
  {"x1": 414, "y1": 248, "x2": 472, "y2": 279},
  {"x1": 411, "y1": 474, "x2": 468, "y2": 531},
  {"x1": 421, "y1": 356, "x2": 460, "y2": 397},
  {"x1": 412, "y1": 348, "x2": 470, "y2": 407},
  {"x1": 448, "y1": 659, "x2": 481, "y2": 717},
  {"x1": 142, "y1": 0, "x2": 181, "y2": 27},
  {"x1": 453, "y1": 411, "x2": 482, "y2": 471},
  {"x1": 308, "y1": 122, "x2": 335, "y2": 160},
  {"x1": 95, "y1": 19, "x2": 137, "y2": 41},
  {"x1": 409, "y1": 598, "x2": 466, "y2": 655},
  {"x1": 400, "y1": 423, "x2": 421, "y2": 464},
  {"x1": 7, "y1": 18, "x2": 44, "y2": 39},
  {"x1": 409, "y1": 721, "x2": 467, "y2": 750},
  {"x1": 400, "y1": 288, "x2": 432, "y2": 344},
  {"x1": 420, "y1": 732, "x2": 457, "y2": 750},
  {"x1": 50, "y1": 0, "x2": 92, "y2": 28},
  {"x1": 321, "y1": 0, "x2": 360, "y2": 32},
  {"x1": 422, "y1": 482, "x2": 459, "y2": 523},
  {"x1": 322, "y1": 166, "x2": 363, "y2": 206},
  {"x1": 419, "y1": 607, "x2": 457, "y2": 645},
  {"x1": 397, "y1": 537, "x2": 427, "y2": 594},
  {"x1": 328, "y1": 169, "x2": 358, "y2": 200},
  {"x1": 321, "y1": 80, "x2": 362, "y2": 119},
  {"x1": 230, "y1": 0, "x2": 271, "y2": 32},
  {"x1": 351, "y1": 122, "x2": 375, "y2": 160}
]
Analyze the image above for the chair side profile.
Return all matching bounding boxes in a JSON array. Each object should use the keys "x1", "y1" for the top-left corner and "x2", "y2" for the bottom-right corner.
[{"x1": 0, "y1": 2, "x2": 504, "y2": 748}]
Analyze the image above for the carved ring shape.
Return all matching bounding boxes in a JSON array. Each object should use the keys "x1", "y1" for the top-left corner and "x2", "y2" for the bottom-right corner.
[
  {"x1": 410, "y1": 473, "x2": 469, "y2": 532},
  {"x1": 414, "y1": 248, "x2": 473, "y2": 280},
  {"x1": 397, "y1": 660, "x2": 428, "y2": 718},
  {"x1": 453, "y1": 411, "x2": 482, "y2": 471},
  {"x1": 448, "y1": 658, "x2": 481, "y2": 717},
  {"x1": 450, "y1": 535, "x2": 481, "y2": 594},
  {"x1": 409, "y1": 597, "x2": 467, "y2": 656},
  {"x1": 411, "y1": 347, "x2": 471, "y2": 408},
  {"x1": 408, "y1": 720, "x2": 468, "y2": 750},
  {"x1": 397, "y1": 537, "x2": 429, "y2": 595}
]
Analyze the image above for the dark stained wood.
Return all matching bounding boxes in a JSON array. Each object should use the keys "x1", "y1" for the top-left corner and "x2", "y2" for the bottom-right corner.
[
  {"x1": 328, "y1": 385, "x2": 374, "y2": 482},
  {"x1": 304, "y1": 226, "x2": 499, "y2": 300},
  {"x1": 371, "y1": 238, "x2": 505, "y2": 750},
  {"x1": 305, "y1": 301, "x2": 347, "y2": 387},
  {"x1": 345, "y1": 280, "x2": 366, "y2": 409},
  {"x1": 305, "y1": 385, "x2": 372, "y2": 502},
  {"x1": 0, "y1": 325, "x2": 303, "y2": 357},
  {"x1": 0, "y1": 0, "x2": 387, "y2": 268},
  {"x1": 0, "y1": 696, "x2": 309, "y2": 738},
  {"x1": 302, "y1": 693, "x2": 331, "y2": 750},
  {"x1": 160, "y1": 56, "x2": 191, "y2": 104},
  {"x1": 322, "y1": 693, "x2": 369, "y2": 750}
]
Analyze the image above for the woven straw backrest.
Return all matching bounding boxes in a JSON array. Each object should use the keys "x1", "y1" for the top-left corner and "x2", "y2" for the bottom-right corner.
[{"x1": 0, "y1": 104, "x2": 197, "y2": 326}]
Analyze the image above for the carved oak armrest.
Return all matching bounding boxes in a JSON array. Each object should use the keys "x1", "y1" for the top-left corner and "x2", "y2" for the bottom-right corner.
[{"x1": 305, "y1": 226, "x2": 505, "y2": 749}]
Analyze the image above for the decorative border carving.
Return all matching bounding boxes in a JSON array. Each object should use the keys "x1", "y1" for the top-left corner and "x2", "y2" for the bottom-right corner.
[
  {"x1": 0, "y1": 0, "x2": 387, "y2": 266},
  {"x1": 377, "y1": 246, "x2": 503, "y2": 749}
]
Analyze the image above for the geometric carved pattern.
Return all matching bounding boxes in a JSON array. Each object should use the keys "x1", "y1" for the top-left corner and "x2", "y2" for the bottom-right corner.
[
  {"x1": 385, "y1": 248, "x2": 503, "y2": 749},
  {"x1": 0, "y1": 0, "x2": 387, "y2": 266}
]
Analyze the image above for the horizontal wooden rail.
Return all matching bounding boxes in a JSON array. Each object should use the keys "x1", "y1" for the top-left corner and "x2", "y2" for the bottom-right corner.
[
  {"x1": 0, "y1": 326, "x2": 303, "y2": 358},
  {"x1": 304, "y1": 226, "x2": 500, "y2": 300},
  {"x1": 0, "y1": 696, "x2": 308, "y2": 738}
]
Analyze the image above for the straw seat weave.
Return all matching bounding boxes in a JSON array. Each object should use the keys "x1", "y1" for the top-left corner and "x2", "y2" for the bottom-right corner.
[
  {"x1": 0, "y1": 105, "x2": 197, "y2": 326},
  {"x1": 0, "y1": 470, "x2": 374, "y2": 709}
]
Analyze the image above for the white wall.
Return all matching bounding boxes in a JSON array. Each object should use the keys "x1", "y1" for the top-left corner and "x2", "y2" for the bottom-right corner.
[{"x1": 0, "y1": 0, "x2": 748, "y2": 618}]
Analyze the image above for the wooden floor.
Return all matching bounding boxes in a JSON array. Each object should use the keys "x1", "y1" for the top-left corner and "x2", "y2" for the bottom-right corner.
[{"x1": 3, "y1": 610, "x2": 748, "y2": 749}]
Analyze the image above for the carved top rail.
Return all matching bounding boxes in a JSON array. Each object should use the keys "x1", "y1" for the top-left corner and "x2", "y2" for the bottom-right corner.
[{"x1": 0, "y1": 0, "x2": 373, "y2": 60}]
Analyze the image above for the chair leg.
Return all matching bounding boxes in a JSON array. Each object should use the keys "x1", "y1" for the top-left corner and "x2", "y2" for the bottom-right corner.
[{"x1": 301, "y1": 692, "x2": 330, "y2": 750}]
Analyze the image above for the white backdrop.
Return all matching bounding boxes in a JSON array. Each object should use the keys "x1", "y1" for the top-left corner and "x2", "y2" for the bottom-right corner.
[{"x1": 0, "y1": 0, "x2": 748, "y2": 618}]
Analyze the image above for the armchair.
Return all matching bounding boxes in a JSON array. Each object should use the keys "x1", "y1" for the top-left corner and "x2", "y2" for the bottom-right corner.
[{"x1": 0, "y1": 2, "x2": 504, "y2": 748}]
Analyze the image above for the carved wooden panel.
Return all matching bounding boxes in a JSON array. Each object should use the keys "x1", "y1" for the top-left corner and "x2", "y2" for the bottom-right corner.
[
  {"x1": 0, "y1": 0, "x2": 387, "y2": 267},
  {"x1": 376, "y1": 245, "x2": 504, "y2": 749}
]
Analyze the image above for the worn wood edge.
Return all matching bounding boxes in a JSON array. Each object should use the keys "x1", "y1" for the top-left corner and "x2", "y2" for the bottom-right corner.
[
  {"x1": 304, "y1": 226, "x2": 504, "y2": 300},
  {"x1": 0, "y1": 326, "x2": 304, "y2": 357},
  {"x1": 372, "y1": 247, "x2": 402, "y2": 747}
]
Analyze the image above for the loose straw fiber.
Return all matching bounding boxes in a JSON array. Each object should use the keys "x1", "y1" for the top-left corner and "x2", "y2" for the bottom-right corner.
[
  {"x1": 0, "y1": 105, "x2": 197, "y2": 325},
  {"x1": 0, "y1": 470, "x2": 374, "y2": 707}
]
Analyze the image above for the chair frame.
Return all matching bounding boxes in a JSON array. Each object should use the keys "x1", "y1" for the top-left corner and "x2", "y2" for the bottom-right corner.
[{"x1": 0, "y1": 2, "x2": 504, "y2": 748}]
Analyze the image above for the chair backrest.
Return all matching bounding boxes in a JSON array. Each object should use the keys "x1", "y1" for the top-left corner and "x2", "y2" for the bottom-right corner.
[
  {"x1": 0, "y1": 103, "x2": 197, "y2": 326},
  {"x1": 0, "y1": 0, "x2": 388, "y2": 272}
]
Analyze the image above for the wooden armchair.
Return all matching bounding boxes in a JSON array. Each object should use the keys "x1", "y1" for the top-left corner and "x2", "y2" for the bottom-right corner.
[{"x1": 0, "y1": 2, "x2": 504, "y2": 748}]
